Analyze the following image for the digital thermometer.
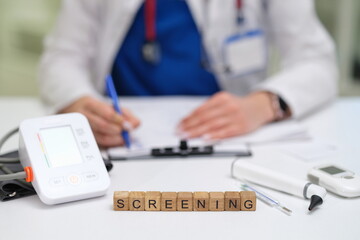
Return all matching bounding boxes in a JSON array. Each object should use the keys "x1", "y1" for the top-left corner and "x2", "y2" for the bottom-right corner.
[
  {"x1": 232, "y1": 160, "x2": 327, "y2": 211},
  {"x1": 308, "y1": 164, "x2": 360, "y2": 197},
  {"x1": 19, "y1": 113, "x2": 110, "y2": 205}
]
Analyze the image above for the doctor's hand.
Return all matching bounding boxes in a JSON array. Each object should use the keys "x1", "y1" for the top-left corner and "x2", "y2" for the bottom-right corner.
[
  {"x1": 177, "y1": 91, "x2": 276, "y2": 140},
  {"x1": 59, "y1": 96, "x2": 140, "y2": 147}
]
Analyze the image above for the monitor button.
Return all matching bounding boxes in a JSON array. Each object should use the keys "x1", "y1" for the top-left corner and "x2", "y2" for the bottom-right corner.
[
  {"x1": 67, "y1": 174, "x2": 81, "y2": 185},
  {"x1": 81, "y1": 141, "x2": 90, "y2": 149},
  {"x1": 75, "y1": 128, "x2": 85, "y2": 136},
  {"x1": 83, "y1": 172, "x2": 98, "y2": 182},
  {"x1": 85, "y1": 155, "x2": 95, "y2": 162},
  {"x1": 50, "y1": 177, "x2": 64, "y2": 187}
]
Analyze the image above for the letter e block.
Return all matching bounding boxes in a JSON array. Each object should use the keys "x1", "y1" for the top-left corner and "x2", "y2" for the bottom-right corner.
[
  {"x1": 240, "y1": 191, "x2": 256, "y2": 211},
  {"x1": 193, "y1": 192, "x2": 209, "y2": 211},
  {"x1": 209, "y1": 192, "x2": 224, "y2": 211},
  {"x1": 177, "y1": 192, "x2": 193, "y2": 211},
  {"x1": 225, "y1": 191, "x2": 241, "y2": 211},
  {"x1": 129, "y1": 191, "x2": 145, "y2": 211},
  {"x1": 161, "y1": 192, "x2": 177, "y2": 211},
  {"x1": 145, "y1": 191, "x2": 161, "y2": 211},
  {"x1": 113, "y1": 191, "x2": 129, "y2": 211}
]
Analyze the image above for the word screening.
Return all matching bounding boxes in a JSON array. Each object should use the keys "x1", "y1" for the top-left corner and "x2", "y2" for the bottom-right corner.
[{"x1": 113, "y1": 191, "x2": 256, "y2": 211}]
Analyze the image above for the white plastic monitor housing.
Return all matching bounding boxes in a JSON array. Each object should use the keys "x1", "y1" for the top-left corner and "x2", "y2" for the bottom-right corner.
[
  {"x1": 19, "y1": 113, "x2": 110, "y2": 205},
  {"x1": 308, "y1": 164, "x2": 360, "y2": 197}
]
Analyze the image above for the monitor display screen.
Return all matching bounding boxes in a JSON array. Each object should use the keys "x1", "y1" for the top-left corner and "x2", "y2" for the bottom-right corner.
[
  {"x1": 39, "y1": 126, "x2": 83, "y2": 168},
  {"x1": 319, "y1": 166, "x2": 345, "y2": 175}
]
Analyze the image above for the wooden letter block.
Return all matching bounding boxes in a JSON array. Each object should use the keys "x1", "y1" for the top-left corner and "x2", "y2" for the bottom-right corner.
[
  {"x1": 161, "y1": 192, "x2": 177, "y2": 211},
  {"x1": 224, "y1": 191, "x2": 241, "y2": 211},
  {"x1": 209, "y1": 192, "x2": 224, "y2": 211},
  {"x1": 145, "y1": 191, "x2": 161, "y2": 211},
  {"x1": 129, "y1": 191, "x2": 145, "y2": 211},
  {"x1": 177, "y1": 192, "x2": 193, "y2": 211},
  {"x1": 193, "y1": 192, "x2": 209, "y2": 211},
  {"x1": 113, "y1": 191, "x2": 129, "y2": 211},
  {"x1": 240, "y1": 191, "x2": 256, "y2": 211}
]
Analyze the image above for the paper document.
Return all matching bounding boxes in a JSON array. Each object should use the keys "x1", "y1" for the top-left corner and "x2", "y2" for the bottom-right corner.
[
  {"x1": 107, "y1": 97, "x2": 310, "y2": 159},
  {"x1": 278, "y1": 141, "x2": 338, "y2": 162}
]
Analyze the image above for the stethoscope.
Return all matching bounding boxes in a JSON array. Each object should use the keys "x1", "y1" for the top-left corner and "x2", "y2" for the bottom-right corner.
[{"x1": 141, "y1": 0, "x2": 246, "y2": 68}]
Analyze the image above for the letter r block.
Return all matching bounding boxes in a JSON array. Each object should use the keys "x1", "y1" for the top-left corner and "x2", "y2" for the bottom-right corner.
[
  {"x1": 145, "y1": 191, "x2": 161, "y2": 211},
  {"x1": 129, "y1": 191, "x2": 145, "y2": 211},
  {"x1": 113, "y1": 191, "x2": 129, "y2": 211}
]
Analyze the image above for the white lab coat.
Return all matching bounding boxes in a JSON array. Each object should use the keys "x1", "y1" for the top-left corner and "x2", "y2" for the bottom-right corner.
[{"x1": 39, "y1": 0, "x2": 338, "y2": 118}]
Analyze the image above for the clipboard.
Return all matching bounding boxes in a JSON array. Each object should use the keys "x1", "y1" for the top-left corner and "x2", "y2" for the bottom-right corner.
[{"x1": 107, "y1": 140, "x2": 252, "y2": 160}]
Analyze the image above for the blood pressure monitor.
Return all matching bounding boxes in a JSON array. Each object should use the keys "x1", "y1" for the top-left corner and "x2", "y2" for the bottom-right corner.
[
  {"x1": 19, "y1": 113, "x2": 110, "y2": 205},
  {"x1": 308, "y1": 164, "x2": 360, "y2": 197}
]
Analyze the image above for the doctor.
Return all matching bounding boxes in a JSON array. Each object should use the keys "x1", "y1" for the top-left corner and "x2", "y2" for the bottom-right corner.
[{"x1": 39, "y1": 0, "x2": 337, "y2": 147}]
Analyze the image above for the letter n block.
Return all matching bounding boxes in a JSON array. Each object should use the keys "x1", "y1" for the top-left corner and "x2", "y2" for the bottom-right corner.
[
  {"x1": 145, "y1": 191, "x2": 161, "y2": 211},
  {"x1": 209, "y1": 192, "x2": 224, "y2": 211},
  {"x1": 193, "y1": 192, "x2": 209, "y2": 211},
  {"x1": 225, "y1": 191, "x2": 241, "y2": 211},
  {"x1": 161, "y1": 192, "x2": 177, "y2": 211},
  {"x1": 129, "y1": 191, "x2": 145, "y2": 211},
  {"x1": 240, "y1": 191, "x2": 256, "y2": 211},
  {"x1": 113, "y1": 191, "x2": 129, "y2": 211},
  {"x1": 177, "y1": 192, "x2": 193, "y2": 211}
]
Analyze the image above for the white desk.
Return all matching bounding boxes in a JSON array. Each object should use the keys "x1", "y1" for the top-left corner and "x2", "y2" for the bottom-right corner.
[{"x1": 1, "y1": 97, "x2": 360, "y2": 240}]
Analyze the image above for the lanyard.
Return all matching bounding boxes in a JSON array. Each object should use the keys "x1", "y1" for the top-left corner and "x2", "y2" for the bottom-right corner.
[
  {"x1": 201, "y1": 0, "x2": 245, "y2": 72},
  {"x1": 142, "y1": 0, "x2": 160, "y2": 64},
  {"x1": 144, "y1": 0, "x2": 156, "y2": 42},
  {"x1": 236, "y1": 0, "x2": 244, "y2": 25}
]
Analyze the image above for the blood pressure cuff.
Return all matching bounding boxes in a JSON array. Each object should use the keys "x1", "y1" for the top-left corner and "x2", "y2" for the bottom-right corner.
[{"x1": 0, "y1": 151, "x2": 36, "y2": 202}]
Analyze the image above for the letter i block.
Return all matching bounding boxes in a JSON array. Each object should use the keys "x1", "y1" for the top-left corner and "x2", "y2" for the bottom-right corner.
[
  {"x1": 129, "y1": 191, "x2": 145, "y2": 211},
  {"x1": 193, "y1": 192, "x2": 209, "y2": 211},
  {"x1": 145, "y1": 191, "x2": 161, "y2": 211},
  {"x1": 240, "y1": 191, "x2": 256, "y2": 211},
  {"x1": 209, "y1": 192, "x2": 224, "y2": 211},
  {"x1": 177, "y1": 192, "x2": 193, "y2": 211},
  {"x1": 161, "y1": 192, "x2": 177, "y2": 211},
  {"x1": 224, "y1": 192, "x2": 241, "y2": 211},
  {"x1": 113, "y1": 191, "x2": 129, "y2": 211}
]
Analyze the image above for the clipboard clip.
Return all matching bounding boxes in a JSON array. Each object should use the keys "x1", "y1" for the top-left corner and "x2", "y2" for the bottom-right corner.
[{"x1": 151, "y1": 140, "x2": 213, "y2": 157}]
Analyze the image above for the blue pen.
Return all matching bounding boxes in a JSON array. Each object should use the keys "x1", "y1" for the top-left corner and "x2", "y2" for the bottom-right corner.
[{"x1": 105, "y1": 75, "x2": 131, "y2": 148}]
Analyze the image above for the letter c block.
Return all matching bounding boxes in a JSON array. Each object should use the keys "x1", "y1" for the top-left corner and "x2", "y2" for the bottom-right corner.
[{"x1": 129, "y1": 191, "x2": 145, "y2": 211}]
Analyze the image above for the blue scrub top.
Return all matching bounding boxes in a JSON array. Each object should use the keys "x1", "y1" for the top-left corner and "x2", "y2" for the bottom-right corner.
[{"x1": 111, "y1": 0, "x2": 220, "y2": 96}]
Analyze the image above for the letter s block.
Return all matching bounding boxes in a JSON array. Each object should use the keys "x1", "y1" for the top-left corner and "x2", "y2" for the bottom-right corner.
[
  {"x1": 240, "y1": 191, "x2": 256, "y2": 211},
  {"x1": 129, "y1": 191, "x2": 145, "y2": 211},
  {"x1": 113, "y1": 191, "x2": 129, "y2": 211}
]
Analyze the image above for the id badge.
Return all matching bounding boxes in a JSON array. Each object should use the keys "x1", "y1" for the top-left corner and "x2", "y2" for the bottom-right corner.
[{"x1": 222, "y1": 30, "x2": 266, "y2": 77}]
